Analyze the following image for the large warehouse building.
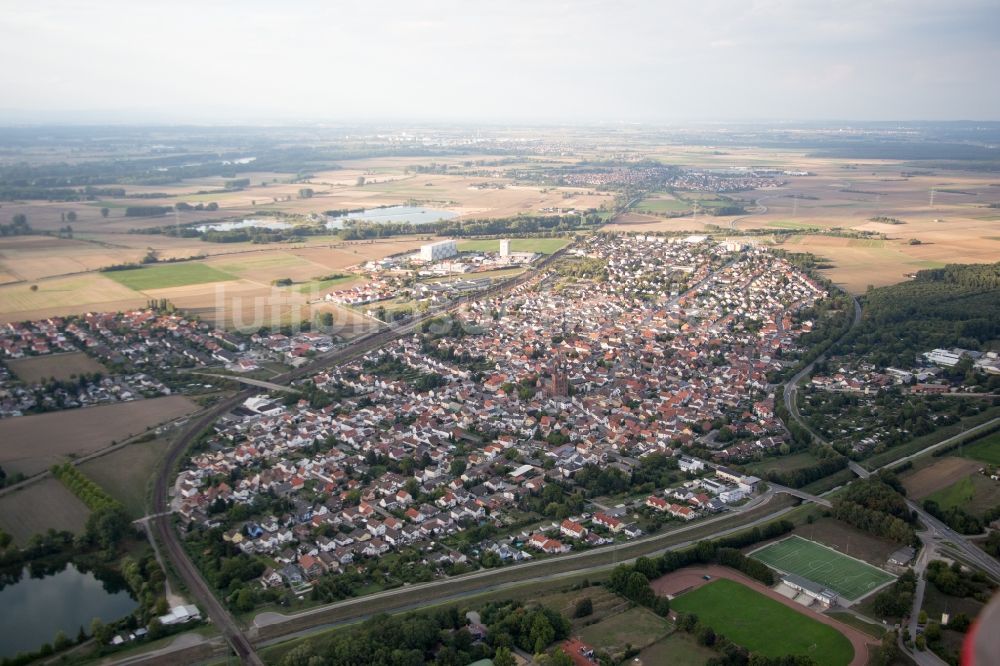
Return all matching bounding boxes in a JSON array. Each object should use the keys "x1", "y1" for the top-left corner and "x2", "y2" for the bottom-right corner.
[{"x1": 420, "y1": 240, "x2": 457, "y2": 262}]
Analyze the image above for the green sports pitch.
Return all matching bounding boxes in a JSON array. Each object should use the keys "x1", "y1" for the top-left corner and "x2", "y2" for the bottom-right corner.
[{"x1": 750, "y1": 536, "x2": 895, "y2": 601}]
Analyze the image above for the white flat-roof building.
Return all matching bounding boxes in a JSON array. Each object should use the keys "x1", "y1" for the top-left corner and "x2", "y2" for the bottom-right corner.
[
  {"x1": 499, "y1": 239, "x2": 511, "y2": 257},
  {"x1": 420, "y1": 240, "x2": 457, "y2": 262},
  {"x1": 782, "y1": 574, "x2": 838, "y2": 607}
]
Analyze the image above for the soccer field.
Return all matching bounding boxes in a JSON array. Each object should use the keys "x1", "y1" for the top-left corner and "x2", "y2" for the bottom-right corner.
[{"x1": 750, "y1": 536, "x2": 895, "y2": 601}]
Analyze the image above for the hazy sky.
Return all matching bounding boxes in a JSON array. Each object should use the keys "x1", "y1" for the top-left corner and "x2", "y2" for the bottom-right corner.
[{"x1": 1, "y1": 0, "x2": 998, "y2": 124}]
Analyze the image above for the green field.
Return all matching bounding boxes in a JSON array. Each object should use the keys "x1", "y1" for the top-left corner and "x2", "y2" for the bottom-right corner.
[
  {"x1": 456, "y1": 238, "x2": 570, "y2": 254},
  {"x1": 105, "y1": 263, "x2": 235, "y2": 291},
  {"x1": 961, "y1": 431, "x2": 1000, "y2": 464},
  {"x1": 577, "y1": 607, "x2": 672, "y2": 655},
  {"x1": 750, "y1": 536, "x2": 895, "y2": 601},
  {"x1": 928, "y1": 476, "x2": 976, "y2": 510},
  {"x1": 635, "y1": 196, "x2": 691, "y2": 213},
  {"x1": 293, "y1": 274, "x2": 361, "y2": 294},
  {"x1": 767, "y1": 220, "x2": 822, "y2": 230},
  {"x1": 639, "y1": 631, "x2": 716, "y2": 666},
  {"x1": 926, "y1": 472, "x2": 1000, "y2": 515},
  {"x1": 671, "y1": 579, "x2": 854, "y2": 666}
]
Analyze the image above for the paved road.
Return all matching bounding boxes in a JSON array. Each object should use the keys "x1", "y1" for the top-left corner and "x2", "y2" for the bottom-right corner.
[
  {"x1": 728, "y1": 193, "x2": 777, "y2": 230},
  {"x1": 782, "y1": 294, "x2": 862, "y2": 442},
  {"x1": 769, "y1": 482, "x2": 833, "y2": 507},
  {"x1": 850, "y1": 421, "x2": 1000, "y2": 583},
  {"x1": 252, "y1": 492, "x2": 797, "y2": 639},
  {"x1": 863, "y1": 417, "x2": 1000, "y2": 474},
  {"x1": 143, "y1": 249, "x2": 567, "y2": 663},
  {"x1": 196, "y1": 374, "x2": 299, "y2": 393}
]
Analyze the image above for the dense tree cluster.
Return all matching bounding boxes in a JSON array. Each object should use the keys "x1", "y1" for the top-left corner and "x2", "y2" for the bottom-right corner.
[
  {"x1": 481, "y1": 600, "x2": 572, "y2": 654},
  {"x1": 832, "y1": 474, "x2": 917, "y2": 544},
  {"x1": 834, "y1": 262, "x2": 1000, "y2": 368},
  {"x1": 867, "y1": 569, "x2": 917, "y2": 619},
  {"x1": 1, "y1": 213, "x2": 32, "y2": 236},
  {"x1": 925, "y1": 560, "x2": 996, "y2": 602},
  {"x1": 922, "y1": 499, "x2": 984, "y2": 535},
  {"x1": 277, "y1": 607, "x2": 496, "y2": 666}
]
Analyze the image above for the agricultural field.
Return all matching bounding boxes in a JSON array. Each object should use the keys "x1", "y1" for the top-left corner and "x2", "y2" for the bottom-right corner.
[
  {"x1": 0, "y1": 478, "x2": 91, "y2": 544},
  {"x1": 576, "y1": 606, "x2": 672, "y2": 657},
  {"x1": 0, "y1": 273, "x2": 145, "y2": 323},
  {"x1": 104, "y1": 262, "x2": 235, "y2": 291},
  {"x1": 635, "y1": 193, "x2": 691, "y2": 214},
  {"x1": 0, "y1": 396, "x2": 197, "y2": 477},
  {"x1": 670, "y1": 578, "x2": 855, "y2": 666},
  {"x1": 6, "y1": 351, "x2": 108, "y2": 383},
  {"x1": 926, "y1": 473, "x2": 1000, "y2": 516},
  {"x1": 77, "y1": 436, "x2": 172, "y2": 517},
  {"x1": 292, "y1": 273, "x2": 363, "y2": 295},
  {"x1": 637, "y1": 631, "x2": 716, "y2": 666},
  {"x1": 749, "y1": 536, "x2": 896, "y2": 601},
  {"x1": 455, "y1": 237, "x2": 570, "y2": 254},
  {"x1": 960, "y1": 431, "x2": 1000, "y2": 465},
  {"x1": 901, "y1": 457, "x2": 984, "y2": 499}
]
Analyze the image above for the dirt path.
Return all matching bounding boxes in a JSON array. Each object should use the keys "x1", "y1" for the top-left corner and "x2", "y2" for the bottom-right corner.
[{"x1": 650, "y1": 565, "x2": 877, "y2": 666}]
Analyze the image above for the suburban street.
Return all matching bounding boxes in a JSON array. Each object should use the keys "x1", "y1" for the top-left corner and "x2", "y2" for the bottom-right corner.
[{"x1": 143, "y1": 249, "x2": 567, "y2": 663}]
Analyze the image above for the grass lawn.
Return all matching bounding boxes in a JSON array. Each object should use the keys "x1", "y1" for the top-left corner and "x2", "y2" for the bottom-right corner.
[
  {"x1": 671, "y1": 579, "x2": 854, "y2": 666},
  {"x1": 577, "y1": 606, "x2": 672, "y2": 655},
  {"x1": 744, "y1": 450, "x2": 819, "y2": 476},
  {"x1": 638, "y1": 631, "x2": 715, "y2": 666},
  {"x1": 750, "y1": 536, "x2": 895, "y2": 601},
  {"x1": 961, "y1": 431, "x2": 1000, "y2": 465},
  {"x1": 456, "y1": 238, "x2": 570, "y2": 254},
  {"x1": 105, "y1": 263, "x2": 234, "y2": 291}
]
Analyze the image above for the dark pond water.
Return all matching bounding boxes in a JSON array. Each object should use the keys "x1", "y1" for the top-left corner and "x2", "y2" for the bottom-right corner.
[{"x1": 0, "y1": 562, "x2": 136, "y2": 657}]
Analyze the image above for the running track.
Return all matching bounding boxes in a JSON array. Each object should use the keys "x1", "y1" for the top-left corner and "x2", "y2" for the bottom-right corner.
[{"x1": 650, "y1": 565, "x2": 877, "y2": 666}]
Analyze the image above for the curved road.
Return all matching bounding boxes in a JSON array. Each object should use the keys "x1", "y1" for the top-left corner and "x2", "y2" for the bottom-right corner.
[{"x1": 783, "y1": 294, "x2": 862, "y2": 444}]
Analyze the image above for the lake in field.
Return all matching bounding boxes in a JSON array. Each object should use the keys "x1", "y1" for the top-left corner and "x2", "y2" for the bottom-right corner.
[
  {"x1": 196, "y1": 218, "x2": 292, "y2": 232},
  {"x1": 0, "y1": 563, "x2": 136, "y2": 657},
  {"x1": 326, "y1": 205, "x2": 458, "y2": 228}
]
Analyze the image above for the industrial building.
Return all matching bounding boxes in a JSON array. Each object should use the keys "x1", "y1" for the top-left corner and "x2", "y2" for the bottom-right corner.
[{"x1": 420, "y1": 239, "x2": 457, "y2": 262}]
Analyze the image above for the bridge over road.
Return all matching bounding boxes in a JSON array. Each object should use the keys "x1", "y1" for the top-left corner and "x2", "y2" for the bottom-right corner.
[{"x1": 768, "y1": 483, "x2": 833, "y2": 508}]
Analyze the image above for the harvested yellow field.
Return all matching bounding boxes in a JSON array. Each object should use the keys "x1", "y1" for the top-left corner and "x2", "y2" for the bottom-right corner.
[
  {"x1": 0, "y1": 395, "x2": 198, "y2": 477},
  {"x1": 0, "y1": 273, "x2": 144, "y2": 320}
]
